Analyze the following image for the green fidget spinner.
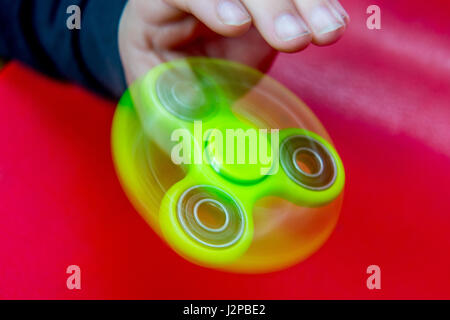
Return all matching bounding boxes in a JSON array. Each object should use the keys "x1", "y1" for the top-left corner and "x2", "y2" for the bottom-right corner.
[{"x1": 112, "y1": 58, "x2": 345, "y2": 270}]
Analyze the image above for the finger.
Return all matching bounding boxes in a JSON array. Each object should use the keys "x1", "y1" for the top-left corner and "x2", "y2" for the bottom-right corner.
[
  {"x1": 239, "y1": 0, "x2": 312, "y2": 52},
  {"x1": 152, "y1": 16, "x2": 200, "y2": 49},
  {"x1": 293, "y1": 0, "x2": 348, "y2": 46},
  {"x1": 218, "y1": 28, "x2": 277, "y2": 72},
  {"x1": 164, "y1": 0, "x2": 252, "y2": 37}
]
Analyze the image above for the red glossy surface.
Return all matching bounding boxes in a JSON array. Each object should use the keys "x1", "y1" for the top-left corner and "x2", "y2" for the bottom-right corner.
[{"x1": 0, "y1": 0, "x2": 449, "y2": 299}]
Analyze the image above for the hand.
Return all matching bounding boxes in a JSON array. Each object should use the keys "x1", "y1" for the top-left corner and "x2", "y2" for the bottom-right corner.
[{"x1": 119, "y1": 0, "x2": 349, "y2": 84}]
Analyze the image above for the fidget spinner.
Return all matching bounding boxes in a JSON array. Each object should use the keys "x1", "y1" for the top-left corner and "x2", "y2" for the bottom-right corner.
[{"x1": 112, "y1": 58, "x2": 345, "y2": 272}]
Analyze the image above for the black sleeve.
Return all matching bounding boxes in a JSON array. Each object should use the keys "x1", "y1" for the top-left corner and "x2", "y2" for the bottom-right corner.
[{"x1": 0, "y1": 0, "x2": 128, "y2": 99}]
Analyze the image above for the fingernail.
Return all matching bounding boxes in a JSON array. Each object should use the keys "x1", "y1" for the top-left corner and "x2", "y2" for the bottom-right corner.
[
  {"x1": 217, "y1": 0, "x2": 251, "y2": 26},
  {"x1": 275, "y1": 13, "x2": 310, "y2": 41},
  {"x1": 328, "y1": 0, "x2": 350, "y2": 21},
  {"x1": 309, "y1": 4, "x2": 344, "y2": 35}
]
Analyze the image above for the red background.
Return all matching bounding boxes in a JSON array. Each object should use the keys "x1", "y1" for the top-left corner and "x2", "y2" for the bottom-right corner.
[{"x1": 0, "y1": 0, "x2": 449, "y2": 299}]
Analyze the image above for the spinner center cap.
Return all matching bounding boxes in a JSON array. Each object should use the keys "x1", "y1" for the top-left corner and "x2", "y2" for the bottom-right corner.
[{"x1": 204, "y1": 124, "x2": 274, "y2": 184}]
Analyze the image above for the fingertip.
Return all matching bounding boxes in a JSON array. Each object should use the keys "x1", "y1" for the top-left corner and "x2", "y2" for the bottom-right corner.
[
  {"x1": 293, "y1": 0, "x2": 348, "y2": 47},
  {"x1": 270, "y1": 12, "x2": 313, "y2": 52},
  {"x1": 270, "y1": 33, "x2": 313, "y2": 53},
  {"x1": 164, "y1": 0, "x2": 252, "y2": 38},
  {"x1": 311, "y1": 24, "x2": 346, "y2": 46},
  {"x1": 216, "y1": 20, "x2": 252, "y2": 38},
  {"x1": 215, "y1": 0, "x2": 252, "y2": 37}
]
